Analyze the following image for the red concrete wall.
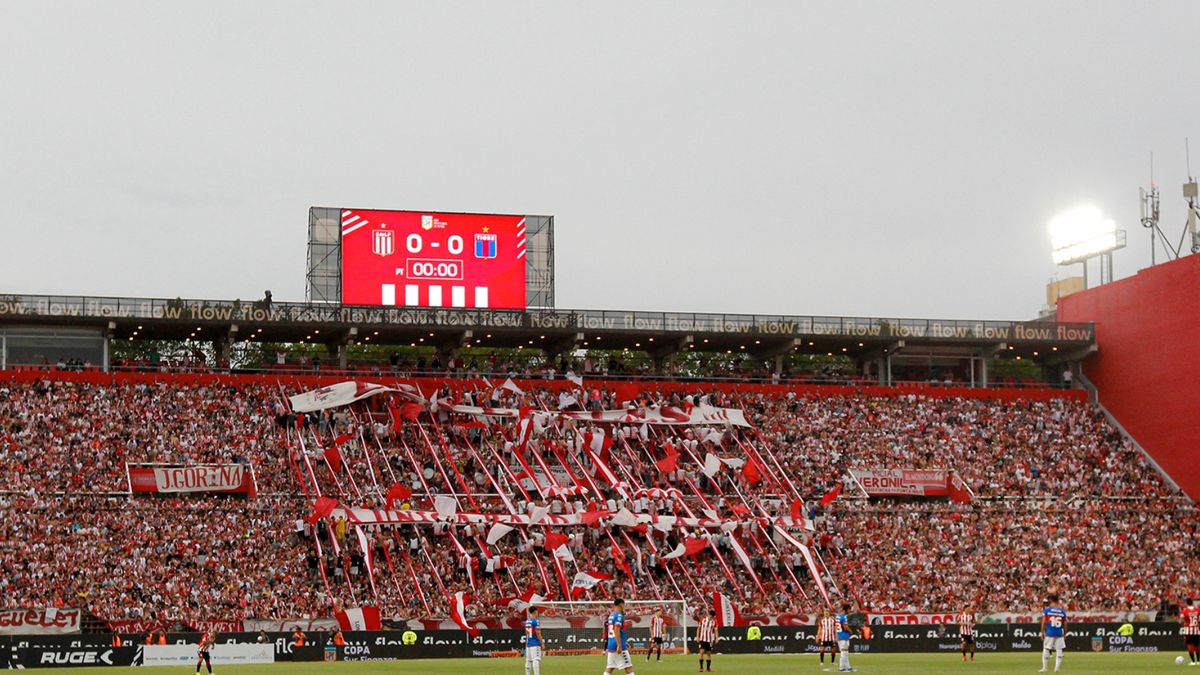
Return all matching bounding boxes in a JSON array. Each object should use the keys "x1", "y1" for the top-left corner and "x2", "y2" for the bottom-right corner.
[
  {"x1": 0, "y1": 369, "x2": 1085, "y2": 404},
  {"x1": 1058, "y1": 254, "x2": 1200, "y2": 499}
]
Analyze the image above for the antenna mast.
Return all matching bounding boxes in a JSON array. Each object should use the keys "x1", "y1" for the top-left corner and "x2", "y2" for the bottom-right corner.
[{"x1": 1141, "y1": 152, "x2": 1161, "y2": 265}]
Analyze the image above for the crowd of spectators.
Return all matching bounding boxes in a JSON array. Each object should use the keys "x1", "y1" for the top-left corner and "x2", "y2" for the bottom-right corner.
[{"x1": 0, "y1": 374, "x2": 1193, "y2": 627}]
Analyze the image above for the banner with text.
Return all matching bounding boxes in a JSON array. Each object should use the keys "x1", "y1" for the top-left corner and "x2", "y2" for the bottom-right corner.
[
  {"x1": 128, "y1": 464, "x2": 256, "y2": 497},
  {"x1": 849, "y1": 469, "x2": 971, "y2": 498},
  {"x1": 0, "y1": 608, "x2": 82, "y2": 635}
]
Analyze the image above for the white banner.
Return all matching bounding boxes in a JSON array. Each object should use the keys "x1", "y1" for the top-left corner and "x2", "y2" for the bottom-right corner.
[
  {"x1": 0, "y1": 608, "x2": 81, "y2": 635},
  {"x1": 142, "y1": 644, "x2": 274, "y2": 666},
  {"x1": 289, "y1": 381, "x2": 407, "y2": 413},
  {"x1": 288, "y1": 382, "x2": 751, "y2": 427}
]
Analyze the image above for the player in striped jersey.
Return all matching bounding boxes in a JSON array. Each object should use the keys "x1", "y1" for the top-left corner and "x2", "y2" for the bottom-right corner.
[
  {"x1": 695, "y1": 610, "x2": 717, "y2": 672},
  {"x1": 817, "y1": 608, "x2": 839, "y2": 664},
  {"x1": 646, "y1": 608, "x2": 665, "y2": 662},
  {"x1": 195, "y1": 631, "x2": 215, "y2": 675},
  {"x1": 1181, "y1": 597, "x2": 1200, "y2": 665},
  {"x1": 958, "y1": 607, "x2": 975, "y2": 662}
]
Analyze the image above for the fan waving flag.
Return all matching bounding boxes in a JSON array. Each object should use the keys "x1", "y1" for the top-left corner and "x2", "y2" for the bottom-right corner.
[{"x1": 335, "y1": 606, "x2": 382, "y2": 631}]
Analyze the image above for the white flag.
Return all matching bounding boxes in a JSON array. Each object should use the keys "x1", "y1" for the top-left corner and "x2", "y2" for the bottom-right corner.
[
  {"x1": 609, "y1": 507, "x2": 639, "y2": 528},
  {"x1": 661, "y1": 543, "x2": 687, "y2": 560},
  {"x1": 434, "y1": 495, "x2": 459, "y2": 519},
  {"x1": 566, "y1": 371, "x2": 584, "y2": 387},
  {"x1": 486, "y1": 523, "x2": 514, "y2": 545},
  {"x1": 529, "y1": 505, "x2": 550, "y2": 525},
  {"x1": 501, "y1": 378, "x2": 525, "y2": 395},
  {"x1": 702, "y1": 453, "x2": 723, "y2": 478}
]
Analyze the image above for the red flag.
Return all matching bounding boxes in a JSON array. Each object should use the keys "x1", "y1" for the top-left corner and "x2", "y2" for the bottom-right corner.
[
  {"x1": 655, "y1": 452, "x2": 678, "y2": 474},
  {"x1": 544, "y1": 531, "x2": 570, "y2": 551},
  {"x1": 684, "y1": 537, "x2": 709, "y2": 557},
  {"x1": 790, "y1": 499, "x2": 804, "y2": 521},
  {"x1": 578, "y1": 510, "x2": 608, "y2": 526},
  {"x1": 385, "y1": 483, "x2": 413, "y2": 508},
  {"x1": 323, "y1": 445, "x2": 343, "y2": 474},
  {"x1": 332, "y1": 433, "x2": 354, "y2": 446},
  {"x1": 305, "y1": 496, "x2": 339, "y2": 524},
  {"x1": 742, "y1": 458, "x2": 762, "y2": 487},
  {"x1": 611, "y1": 543, "x2": 633, "y2": 580},
  {"x1": 948, "y1": 472, "x2": 974, "y2": 504},
  {"x1": 730, "y1": 504, "x2": 751, "y2": 517},
  {"x1": 820, "y1": 483, "x2": 842, "y2": 507}
]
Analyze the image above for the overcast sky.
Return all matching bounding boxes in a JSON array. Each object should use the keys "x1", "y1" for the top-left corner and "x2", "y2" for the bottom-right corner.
[{"x1": 3, "y1": 1, "x2": 1199, "y2": 320}]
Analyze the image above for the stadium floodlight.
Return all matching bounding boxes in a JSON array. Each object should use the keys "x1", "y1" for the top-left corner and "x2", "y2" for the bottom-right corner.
[{"x1": 1049, "y1": 205, "x2": 1126, "y2": 265}]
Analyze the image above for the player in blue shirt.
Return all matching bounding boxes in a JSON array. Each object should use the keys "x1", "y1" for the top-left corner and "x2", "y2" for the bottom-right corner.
[
  {"x1": 835, "y1": 602, "x2": 857, "y2": 672},
  {"x1": 1040, "y1": 593, "x2": 1068, "y2": 673},
  {"x1": 524, "y1": 606, "x2": 543, "y2": 675},
  {"x1": 604, "y1": 598, "x2": 635, "y2": 675}
]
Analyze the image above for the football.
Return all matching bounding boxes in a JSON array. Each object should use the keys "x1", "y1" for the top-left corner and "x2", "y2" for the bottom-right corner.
[{"x1": 1178, "y1": 656, "x2": 1187, "y2": 665}]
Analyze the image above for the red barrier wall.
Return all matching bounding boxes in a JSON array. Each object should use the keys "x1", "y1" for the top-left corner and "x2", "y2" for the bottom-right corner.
[
  {"x1": 0, "y1": 369, "x2": 1085, "y2": 404},
  {"x1": 1058, "y1": 254, "x2": 1200, "y2": 499}
]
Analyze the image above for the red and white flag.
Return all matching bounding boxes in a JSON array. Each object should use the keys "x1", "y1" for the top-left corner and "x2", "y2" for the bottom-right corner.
[
  {"x1": 501, "y1": 378, "x2": 525, "y2": 396},
  {"x1": 450, "y1": 591, "x2": 479, "y2": 636},
  {"x1": 335, "y1": 606, "x2": 382, "y2": 631},
  {"x1": 566, "y1": 372, "x2": 584, "y2": 387},
  {"x1": 570, "y1": 570, "x2": 613, "y2": 592},
  {"x1": 553, "y1": 544, "x2": 575, "y2": 562},
  {"x1": 713, "y1": 592, "x2": 742, "y2": 627}
]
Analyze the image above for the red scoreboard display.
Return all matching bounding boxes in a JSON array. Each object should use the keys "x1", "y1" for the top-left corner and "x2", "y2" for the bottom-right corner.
[{"x1": 340, "y1": 209, "x2": 528, "y2": 309}]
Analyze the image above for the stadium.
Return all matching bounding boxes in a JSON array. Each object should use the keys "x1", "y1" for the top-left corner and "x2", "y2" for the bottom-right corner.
[{"x1": 4, "y1": 3, "x2": 1200, "y2": 674}]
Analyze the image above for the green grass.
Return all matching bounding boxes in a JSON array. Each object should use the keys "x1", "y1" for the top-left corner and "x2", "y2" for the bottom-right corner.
[{"x1": 53, "y1": 652, "x2": 1191, "y2": 674}]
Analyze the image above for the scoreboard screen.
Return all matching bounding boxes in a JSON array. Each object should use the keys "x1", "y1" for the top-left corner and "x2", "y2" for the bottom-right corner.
[{"x1": 340, "y1": 209, "x2": 528, "y2": 309}]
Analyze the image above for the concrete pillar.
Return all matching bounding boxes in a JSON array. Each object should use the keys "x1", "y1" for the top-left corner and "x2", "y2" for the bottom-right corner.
[{"x1": 979, "y1": 355, "x2": 989, "y2": 388}]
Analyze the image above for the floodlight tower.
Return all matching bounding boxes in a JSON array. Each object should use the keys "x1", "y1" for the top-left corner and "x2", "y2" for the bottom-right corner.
[{"x1": 1049, "y1": 206, "x2": 1126, "y2": 288}]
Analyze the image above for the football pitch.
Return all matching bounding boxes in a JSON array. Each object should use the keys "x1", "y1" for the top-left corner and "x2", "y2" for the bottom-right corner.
[{"x1": 54, "y1": 652, "x2": 1189, "y2": 674}]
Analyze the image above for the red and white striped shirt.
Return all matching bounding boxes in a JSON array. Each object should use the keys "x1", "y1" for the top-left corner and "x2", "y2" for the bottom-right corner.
[
  {"x1": 697, "y1": 617, "x2": 717, "y2": 643},
  {"x1": 958, "y1": 612, "x2": 975, "y2": 636},
  {"x1": 650, "y1": 615, "x2": 666, "y2": 639},
  {"x1": 818, "y1": 616, "x2": 838, "y2": 642},
  {"x1": 1183, "y1": 607, "x2": 1200, "y2": 636}
]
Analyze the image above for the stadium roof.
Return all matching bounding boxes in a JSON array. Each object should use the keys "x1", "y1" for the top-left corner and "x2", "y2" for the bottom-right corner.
[{"x1": 0, "y1": 293, "x2": 1093, "y2": 363}]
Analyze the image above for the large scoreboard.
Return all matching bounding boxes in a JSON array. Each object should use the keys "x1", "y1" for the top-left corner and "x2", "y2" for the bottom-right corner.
[{"x1": 305, "y1": 207, "x2": 554, "y2": 309}]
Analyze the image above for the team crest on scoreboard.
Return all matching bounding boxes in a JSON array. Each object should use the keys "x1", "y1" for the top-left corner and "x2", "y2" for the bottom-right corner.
[
  {"x1": 372, "y1": 230, "x2": 394, "y2": 257},
  {"x1": 474, "y1": 233, "x2": 497, "y2": 259},
  {"x1": 421, "y1": 215, "x2": 434, "y2": 231}
]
